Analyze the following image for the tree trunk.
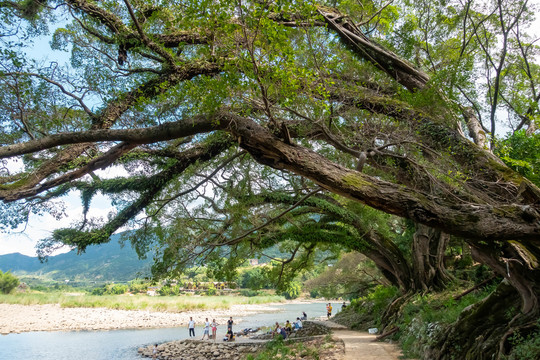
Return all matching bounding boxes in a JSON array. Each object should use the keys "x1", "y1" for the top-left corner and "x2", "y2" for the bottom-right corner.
[
  {"x1": 411, "y1": 224, "x2": 453, "y2": 291},
  {"x1": 361, "y1": 229, "x2": 414, "y2": 292},
  {"x1": 470, "y1": 241, "x2": 540, "y2": 315}
]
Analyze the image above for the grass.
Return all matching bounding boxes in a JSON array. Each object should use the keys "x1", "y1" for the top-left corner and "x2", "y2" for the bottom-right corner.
[
  {"x1": 0, "y1": 293, "x2": 284, "y2": 312},
  {"x1": 246, "y1": 337, "x2": 326, "y2": 360}
]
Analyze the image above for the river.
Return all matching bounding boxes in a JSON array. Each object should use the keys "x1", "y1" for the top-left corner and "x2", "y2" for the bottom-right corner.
[{"x1": 0, "y1": 302, "x2": 339, "y2": 360}]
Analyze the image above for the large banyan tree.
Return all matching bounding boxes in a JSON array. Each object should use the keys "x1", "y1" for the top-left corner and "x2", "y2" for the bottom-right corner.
[{"x1": 1, "y1": 0, "x2": 539, "y2": 358}]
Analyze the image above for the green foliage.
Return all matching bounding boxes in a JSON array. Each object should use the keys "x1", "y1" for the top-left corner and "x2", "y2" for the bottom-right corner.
[
  {"x1": 158, "y1": 284, "x2": 181, "y2": 296},
  {"x1": 496, "y1": 130, "x2": 540, "y2": 186},
  {"x1": 504, "y1": 322, "x2": 540, "y2": 360},
  {"x1": 396, "y1": 284, "x2": 499, "y2": 358},
  {"x1": 91, "y1": 283, "x2": 129, "y2": 295},
  {"x1": 280, "y1": 280, "x2": 301, "y2": 300},
  {"x1": 128, "y1": 279, "x2": 152, "y2": 294},
  {"x1": 0, "y1": 271, "x2": 20, "y2": 294},
  {"x1": 305, "y1": 252, "x2": 383, "y2": 299},
  {"x1": 246, "y1": 337, "x2": 290, "y2": 360},
  {"x1": 355, "y1": 285, "x2": 399, "y2": 317},
  {"x1": 0, "y1": 292, "x2": 283, "y2": 311},
  {"x1": 205, "y1": 282, "x2": 217, "y2": 296},
  {"x1": 246, "y1": 333, "x2": 337, "y2": 360},
  {"x1": 91, "y1": 286, "x2": 106, "y2": 296},
  {"x1": 238, "y1": 267, "x2": 269, "y2": 290},
  {"x1": 238, "y1": 289, "x2": 264, "y2": 297},
  {"x1": 109, "y1": 284, "x2": 129, "y2": 295}
]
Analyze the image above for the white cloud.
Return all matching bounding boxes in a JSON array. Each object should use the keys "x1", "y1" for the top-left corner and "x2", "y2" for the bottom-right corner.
[{"x1": 0, "y1": 192, "x2": 116, "y2": 257}]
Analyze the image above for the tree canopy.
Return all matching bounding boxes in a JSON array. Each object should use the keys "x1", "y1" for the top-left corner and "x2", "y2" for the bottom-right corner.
[{"x1": 1, "y1": 0, "x2": 540, "y2": 339}]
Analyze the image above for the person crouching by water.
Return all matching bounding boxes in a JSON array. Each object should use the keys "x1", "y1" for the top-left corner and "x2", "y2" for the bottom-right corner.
[
  {"x1": 188, "y1": 317, "x2": 195, "y2": 337},
  {"x1": 301, "y1": 311, "x2": 307, "y2": 320},
  {"x1": 224, "y1": 327, "x2": 235, "y2": 341}
]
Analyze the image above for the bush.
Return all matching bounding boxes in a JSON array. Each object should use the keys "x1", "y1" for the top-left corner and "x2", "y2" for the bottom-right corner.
[
  {"x1": 239, "y1": 267, "x2": 268, "y2": 290},
  {"x1": 349, "y1": 285, "x2": 399, "y2": 322},
  {"x1": 90, "y1": 283, "x2": 128, "y2": 295},
  {"x1": 128, "y1": 279, "x2": 151, "y2": 293},
  {"x1": 505, "y1": 324, "x2": 540, "y2": 360},
  {"x1": 91, "y1": 286, "x2": 107, "y2": 295},
  {"x1": 205, "y1": 283, "x2": 217, "y2": 296},
  {"x1": 0, "y1": 271, "x2": 20, "y2": 294},
  {"x1": 281, "y1": 281, "x2": 301, "y2": 300},
  {"x1": 238, "y1": 289, "x2": 262, "y2": 297},
  {"x1": 108, "y1": 284, "x2": 128, "y2": 295}
]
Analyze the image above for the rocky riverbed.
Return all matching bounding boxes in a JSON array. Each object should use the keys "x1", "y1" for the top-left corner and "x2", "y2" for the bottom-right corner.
[{"x1": 0, "y1": 303, "x2": 276, "y2": 334}]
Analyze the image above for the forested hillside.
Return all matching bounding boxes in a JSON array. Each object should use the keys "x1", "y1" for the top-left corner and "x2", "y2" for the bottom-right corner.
[{"x1": 0, "y1": 236, "x2": 152, "y2": 281}]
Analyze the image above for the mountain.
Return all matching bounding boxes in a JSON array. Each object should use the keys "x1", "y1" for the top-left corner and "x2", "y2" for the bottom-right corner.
[{"x1": 0, "y1": 235, "x2": 153, "y2": 282}]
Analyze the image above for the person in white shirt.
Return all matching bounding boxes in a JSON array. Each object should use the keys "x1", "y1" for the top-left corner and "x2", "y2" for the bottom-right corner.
[
  {"x1": 188, "y1": 317, "x2": 195, "y2": 337},
  {"x1": 202, "y1": 318, "x2": 210, "y2": 340}
]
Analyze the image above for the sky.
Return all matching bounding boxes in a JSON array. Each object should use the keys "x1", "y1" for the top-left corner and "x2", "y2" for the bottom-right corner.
[
  {"x1": 1, "y1": 193, "x2": 115, "y2": 256},
  {"x1": 0, "y1": 166, "x2": 121, "y2": 257}
]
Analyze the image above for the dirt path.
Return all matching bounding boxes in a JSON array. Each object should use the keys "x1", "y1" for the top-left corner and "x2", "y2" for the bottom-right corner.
[{"x1": 314, "y1": 320, "x2": 403, "y2": 360}]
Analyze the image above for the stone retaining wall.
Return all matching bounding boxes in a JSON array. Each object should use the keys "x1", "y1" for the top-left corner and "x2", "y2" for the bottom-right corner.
[{"x1": 139, "y1": 340, "x2": 264, "y2": 360}]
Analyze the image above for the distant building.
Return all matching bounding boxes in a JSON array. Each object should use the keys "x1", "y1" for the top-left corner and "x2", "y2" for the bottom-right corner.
[
  {"x1": 249, "y1": 259, "x2": 259, "y2": 266},
  {"x1": 147, "y1": 286, "x2": 159, "y2": 296}
]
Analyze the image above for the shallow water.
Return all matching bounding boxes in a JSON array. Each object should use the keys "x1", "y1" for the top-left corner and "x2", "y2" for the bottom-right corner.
[{"x1": 0, "y1": 302, "x2": 340, "y2": 360}]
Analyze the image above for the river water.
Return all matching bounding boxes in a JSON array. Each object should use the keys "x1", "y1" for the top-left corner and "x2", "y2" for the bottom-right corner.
[{"x1": 0, "y1": 302, "x2": 338, "y2": 360}]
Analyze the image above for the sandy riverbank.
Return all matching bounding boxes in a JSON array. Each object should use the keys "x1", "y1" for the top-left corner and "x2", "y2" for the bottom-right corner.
[{"x1": 0, "y1": 303, "x2": 278, "y2": 334}]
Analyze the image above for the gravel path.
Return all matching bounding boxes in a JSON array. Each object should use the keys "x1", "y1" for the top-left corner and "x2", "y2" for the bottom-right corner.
[{"x1": 314, "y1": 320, "x2": 403, "y2": 360}]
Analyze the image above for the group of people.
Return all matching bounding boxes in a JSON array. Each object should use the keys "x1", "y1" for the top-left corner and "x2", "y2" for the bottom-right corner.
[
  {"x1": 182, "y1": 302, "x2": 348, "y2": 345},
  {"x1": 272, "y1": 315, "x2": 305, "y2": 339},
  {"x1": 187, "y1": 316, "x2": 235, "y2": 342}
]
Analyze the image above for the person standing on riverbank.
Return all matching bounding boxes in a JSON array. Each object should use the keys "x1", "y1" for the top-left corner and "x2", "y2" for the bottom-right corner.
[
  {"x1": 211, "y1": 319, "x2": 217, "y2": 342},
  {"x1": 227, "y1": 317, "x2": 233, "y2": 332},
  {"x1": 326, "y1": 303, "x2": 332, "y2": 319},
  {"x1": 202, "y1": 318, "x2": 210, "y2": 340},
  {"x1": 188, "y1": 317, "x2": 195, "y2": 337}
]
